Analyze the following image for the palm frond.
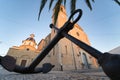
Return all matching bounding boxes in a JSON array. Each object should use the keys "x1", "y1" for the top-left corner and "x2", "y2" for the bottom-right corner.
[
  {"x1": 53, "y1": 0, "x2": 62, "y2": 25},
  {"x1": 38, "y1": 0, "x2": 47, "y2": 20},
  {"x1": 49, "y1": 0, "x2": 54, "y2": 10},
  {"x1": 114, "y1": 0, "x2": 120, "y2": 6},
  {"x1": 63, "y1": 0, "x2": 66, "y2": 7},
  {"x1": 85, "y1": 0, "x2": 92, "y2": 10},
  {"x1": 70, "y1": 0, "x2": 76, "y2": 20},
  {"x1": 70, "y1": 0, "x2": 76, "y2": 15},
  {"x1": 92, "y1": 0, "x2": 95, "y2": 3}
]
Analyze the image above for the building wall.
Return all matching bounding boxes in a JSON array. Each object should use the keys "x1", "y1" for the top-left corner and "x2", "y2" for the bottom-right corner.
[
  {"x1": 7, "y1": 47, "x2": 38, "y2": 67},
  {"x1": 36, "y1": 24, "x2": 98, "y2": 70}
]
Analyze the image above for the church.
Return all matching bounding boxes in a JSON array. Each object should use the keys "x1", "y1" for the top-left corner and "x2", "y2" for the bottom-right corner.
[{"x1": 7, "y1": 5, "x2": 98, "y2": 71}]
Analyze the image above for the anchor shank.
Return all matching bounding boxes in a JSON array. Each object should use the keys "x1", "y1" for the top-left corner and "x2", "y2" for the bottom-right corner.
[{"x1": 28, "y1": 33, "x2": 62, "y2": 70}]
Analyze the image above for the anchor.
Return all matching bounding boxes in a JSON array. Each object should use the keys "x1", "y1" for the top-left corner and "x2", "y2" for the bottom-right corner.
[{"x1": 0, "y1": 9, "x2": 120, "y2": 80}]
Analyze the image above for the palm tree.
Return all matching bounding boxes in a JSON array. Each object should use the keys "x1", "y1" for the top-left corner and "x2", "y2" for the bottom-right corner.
[
  {"x1": 38, "y1": 0, "x2": 120, "y2": 24},
  {"x1": 114, "y1": 0, "x2": 120, "y2": 6}
]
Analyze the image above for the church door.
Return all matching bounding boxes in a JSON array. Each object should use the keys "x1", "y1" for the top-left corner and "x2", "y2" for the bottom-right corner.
[{"x1": 21, "y1": 60, "x2": 27, "y2": 67}]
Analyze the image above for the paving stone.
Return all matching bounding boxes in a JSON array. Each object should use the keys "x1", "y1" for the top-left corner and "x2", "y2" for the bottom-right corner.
[{"x1": 0, "y1": 69, "x2": 110, "y2": 80}]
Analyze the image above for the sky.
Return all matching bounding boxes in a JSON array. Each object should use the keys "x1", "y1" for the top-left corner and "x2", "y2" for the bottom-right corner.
[{"x1": 0, "y1": 0, "x2": 120, "y2": 56}]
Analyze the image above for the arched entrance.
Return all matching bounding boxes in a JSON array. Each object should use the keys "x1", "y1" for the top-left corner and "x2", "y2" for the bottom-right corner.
[
  {"x1": 20, "y1": 55, "x2": 30, "y2": 67},
  {"x1": 81, "y1": 52, "x2": 89, "y2": 69}
]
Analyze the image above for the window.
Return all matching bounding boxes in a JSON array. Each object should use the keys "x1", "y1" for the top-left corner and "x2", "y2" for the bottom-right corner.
[
  {"x1": 77, "y1": 52, "x2": 81, "y2": 58},
  {"x1": 65, "y1": 45, "x2": 68, "y2": 55},
  {"x1": 60, "y1": 7, "x2": 63, "y2": 12},
  {"x1": 29, "y1": 42, "x2": 31, "y2": 45},
  {"x1": 26, "y1": 48, "x2": 29, "y2": 51},
  {"x1": 53, "y1": 47, "x2": 55, "y2": 55},
  {"x1": 20, "y1": 60, "x2": 27, "y2": 67},
  {"x1": 76, "y1": 32, "x2": 80, "y2": 36},
  {"x1": 54, "y1": 30, "x2": 55, "y2": 33}
]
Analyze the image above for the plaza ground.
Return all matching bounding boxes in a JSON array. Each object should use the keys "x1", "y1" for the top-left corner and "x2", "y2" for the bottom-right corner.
[{"x1": 0, "y1": 68, "x2": 110, "y2": 80}]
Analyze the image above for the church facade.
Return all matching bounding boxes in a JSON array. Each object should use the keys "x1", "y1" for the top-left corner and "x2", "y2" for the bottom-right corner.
[{"x1": 7, "y1": 6, "x2": 98, "y2": 71}]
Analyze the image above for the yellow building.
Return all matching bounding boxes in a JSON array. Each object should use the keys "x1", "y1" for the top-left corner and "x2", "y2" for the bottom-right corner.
[
  {"x1": 7, "y1": 34, "x2": 39, "y2": 67},
  {"x1": 7, "y1": 5, "x2": 98, "y2": 70}
]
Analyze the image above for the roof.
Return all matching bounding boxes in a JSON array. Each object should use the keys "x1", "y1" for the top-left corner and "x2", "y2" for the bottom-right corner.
[
  {"x1": 26, "y1": 37, "x2": 36, "y2": 43},
  {"x1": 109, "y1": 46, "x2": 120, "y2": 54},
  {"x1": 74, "y1": 24, "x2": 83, "y2": 31}
]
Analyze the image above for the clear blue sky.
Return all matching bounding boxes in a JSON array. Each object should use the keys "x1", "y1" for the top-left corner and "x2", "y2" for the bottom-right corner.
[{"x1": 0, "y1": 0, "x2": 120, "y2": 56}]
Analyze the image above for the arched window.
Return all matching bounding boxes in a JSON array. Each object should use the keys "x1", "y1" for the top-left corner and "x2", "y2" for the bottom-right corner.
[
  {"x1": 65, "y1": 45, "x2": 68, "y2": 55},
  {"x1": 81, "y1": 52, "x2": 90, "y2": 69},
  {"x1": 76, "y1": 32, "x2": 80, "y2": 36},
  {"x1": 60, "y1": 7, "x2": 63, "y2": 12}
]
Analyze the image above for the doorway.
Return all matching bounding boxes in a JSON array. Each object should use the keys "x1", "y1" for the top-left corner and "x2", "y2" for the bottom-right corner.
[
  {"x1": 81, "y1": 52, "x2": 89, "y2": 69},
  {"x1": 20, "y1": 60, "x2": 27, "y2": 67}
]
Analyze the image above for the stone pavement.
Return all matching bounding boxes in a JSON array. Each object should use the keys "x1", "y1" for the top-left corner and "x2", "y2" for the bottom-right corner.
[{"x1": 0, "y1": 68, "x2": 110, "y2": 80}]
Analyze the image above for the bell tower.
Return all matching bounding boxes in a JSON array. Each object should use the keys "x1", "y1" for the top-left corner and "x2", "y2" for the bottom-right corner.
[
  {"x1": 52, "y1": 5, "x2": 67, "y2": 28},
  {"x1": 51, "y1": 5, "x2": 68, "y2": 39}
]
